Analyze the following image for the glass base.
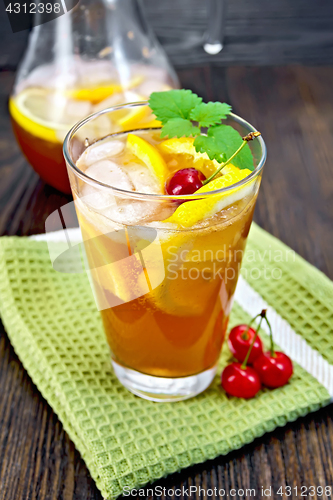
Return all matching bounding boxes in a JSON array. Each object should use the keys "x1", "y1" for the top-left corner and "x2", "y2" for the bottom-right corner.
[{"x1": 112, "y1": 360, "x2": 217, "y2": 402}]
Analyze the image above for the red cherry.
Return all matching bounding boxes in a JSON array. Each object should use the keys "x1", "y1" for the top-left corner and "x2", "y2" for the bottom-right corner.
[
  {"x1": 228, "y1": 324, "x2": 263, "y2": 364},
  {"x1": 221, "y1": 362, "x2": 261, "y2": 399},
  {"x1": 165, "y1": 168, "x2": 206, "y2": 196},
  {"x1": 253, "y1": 351, "x2": 293, "y2": 388}
]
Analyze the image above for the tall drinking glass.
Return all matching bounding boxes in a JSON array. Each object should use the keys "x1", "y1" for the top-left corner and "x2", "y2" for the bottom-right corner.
[{"x1": 63, "y1": 103, "x2": 266, "y2": 402}]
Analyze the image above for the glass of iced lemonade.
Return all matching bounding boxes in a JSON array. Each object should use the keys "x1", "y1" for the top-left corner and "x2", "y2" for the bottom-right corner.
[{"x1": 63, "y1": 94, "x2": 266, "y2": 402}]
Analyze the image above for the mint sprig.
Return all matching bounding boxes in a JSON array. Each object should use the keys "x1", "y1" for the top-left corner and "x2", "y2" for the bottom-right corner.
[
  {"x1": 190, "y1": 102, "x2": 232, "y2": 127},
  {"x1": 149, "y1": 89, "x2": 202, "y2": 124},
  {"x1": 194, "y1": 124, "x2": 253, "y2": 169},
  {"x1": 160, "y1": 118, "x2": 200, "y2": 139},
  {"x1": 149, "y1": 89, "x2": 260, "y2": 174}
]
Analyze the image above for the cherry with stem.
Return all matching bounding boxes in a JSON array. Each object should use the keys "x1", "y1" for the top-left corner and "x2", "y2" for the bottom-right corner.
[
  {"x1": 228, "y1": 311, "x2": 264, "y2": 364},
  {"x1": 240, "y1": 310, "x2": 266, "y2": 369},
  {"x1": 253, "y1": 311, "x2": 293, "y2": 388},
  {"x1": 221, "y1": 310, "x2": 266, "y2": 399}
]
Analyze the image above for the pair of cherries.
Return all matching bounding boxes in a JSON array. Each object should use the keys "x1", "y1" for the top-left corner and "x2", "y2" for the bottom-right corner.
[{"x1": 221, "y1": 309, "x2": 293, "y2": 399}]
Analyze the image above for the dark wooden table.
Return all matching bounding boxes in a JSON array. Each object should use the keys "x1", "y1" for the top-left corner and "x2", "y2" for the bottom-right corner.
[
  {"x1": 2, "y1": 0, "x2": 333, "y2": 69},
  {"x1": 1, "y1": 66, "x2": 333, "y2": 500}
]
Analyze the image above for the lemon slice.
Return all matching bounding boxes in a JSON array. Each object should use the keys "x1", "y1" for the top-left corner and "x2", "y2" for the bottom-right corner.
[
  {"x1": 159, "y1": 137, "x2": 220, "y2": 167},
  {"x1": 144, "y1": 263, "x2": 222, "y2": 316},
  {"x1": 158, "y1": 137, "x2": 222, "y2": 178},
  {"x1": 165, "y1": 165, "x2": 253, "y2": 228},
  {"x1": 118, "y1": 106, "x2": 149, "y2": 130},
  {"x1": 69, "y1": 84, "x2": 122, "y2": 103},
  {"x1": 159, "y1": 137, "x2": 203, "y2": 158},
  {"x1": 9, "y1": 89, "x2": 69, "y2": 143},
  {"x1": 126, "y1": 134, "x2": 168, "y2": 189},
  {"x1": 89, "y1": 253, "x2": 150, "y2": 307},
  {"x1": 115, "y1": 92, "x2": 161, "y2": 131},
  {"x1": 68, "y1": 75, "x2": 144, "y2": 104},
  {"x1": 140, "y1": 118, "x2": 162, "y2": 129},
  {"x1": 119, "y1": 113, "x2": 162, "y2": 132},
  {"x1": 92, "y1": 90, "x2": 157, "y2": 131},
  {"x1": 116, "y1": 92, "x2": 150, "y2": 130}
]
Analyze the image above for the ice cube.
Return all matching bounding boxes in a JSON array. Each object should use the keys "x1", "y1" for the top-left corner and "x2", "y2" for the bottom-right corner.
[
  {"x1": 94, "y1": 114, "x2": 113, "y2": 137},
  {"x1": 84, "y1": 159, "x2": 133, "y2": 190},
  {"x1": 126, "y1": 163, "x2": 161, "y2": 194},
  {"x1": 77, "y1": 60, "x2": 117, "y2": 86},
  {"x1": 78, "y1": 159, "x2": 131, "y2": 212},
  {"x1": 75, "y1": 114, "x2": 114, "y2": 143},
  {"x1": 93, "y1": 93, "x2": 124, "y2": 112},
  {"x1": 81, "y1": 184, "x2": 116, "y2": 211},
  {"x1": 122, "y1": 90, "x2": 143, "y2": 102},
  {"x1": 131, "y1": 64, "x2": 170, "y2": 82},
  {"x1": 93, "y1": 90, "x2": 144, "y2": 113},
  {"x1": 137, "y1": 81, "x2": 172, "y2": 97},
  {"x1": 102, "y1": 199, "x2": 157, "y2": 225},
  {"x1": 17, "y1": 63, "x2": 77, "y2": 93},
  {"x1": 75, "y1": 195, "x2": 123, "y2": 239},
  {"x1": 65, "y1": 99, "x2": 92, "y2": 119},
  {"x1": 77, "y1": 138, "x2": 125, "y2": 168}
]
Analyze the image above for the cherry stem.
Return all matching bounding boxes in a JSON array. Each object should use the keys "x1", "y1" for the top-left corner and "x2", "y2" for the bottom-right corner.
[
  {"x1": 241, "y1": 313, "x2": 260, "y2": 339},
  {"x1": 263, "y1": 313, "x2": 275, "y2": 357},
  {"x1": 240, "y1": 309, "x2": 266, "y2": 370},
  {"x1": 202, "y1": 131, "x2": 261, "y2": 185}
]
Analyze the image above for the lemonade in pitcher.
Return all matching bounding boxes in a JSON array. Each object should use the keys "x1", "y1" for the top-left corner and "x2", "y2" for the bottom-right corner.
[
  {"x1": 10, "y1": 61, "x2": 175, "y2": 192},
  {"x1": 10, "y1": 0, "x2": 179, "y2": 192},
  {"x1": 64, "y1": 90, "x2": 266, "y2": 401}
]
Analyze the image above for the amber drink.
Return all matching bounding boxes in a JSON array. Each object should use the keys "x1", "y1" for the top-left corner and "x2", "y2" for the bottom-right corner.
[{"x1": 64, "y1": 102, "x2": 266, "y2": 401}]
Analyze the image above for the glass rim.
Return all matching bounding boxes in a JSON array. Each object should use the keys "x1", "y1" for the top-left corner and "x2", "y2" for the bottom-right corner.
[{"x1": 63, "y1": 101, "x2": 267, "y2": 201}]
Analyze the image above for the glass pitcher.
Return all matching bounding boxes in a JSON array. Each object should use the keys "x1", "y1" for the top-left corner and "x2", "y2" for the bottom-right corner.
[{"x1": 9, "y1": 0, "x2": 179, "y2": 193}]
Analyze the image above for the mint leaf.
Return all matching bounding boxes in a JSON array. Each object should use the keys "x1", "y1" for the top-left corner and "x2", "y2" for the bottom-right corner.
[
  {"x1": 208, "y1": 125, "x2": 254, "y2": 170},
  {"x1": 190, "y1": 102, "x2": 232, "y2": 127},
  {"x1": 149, "y1": 89, "x2": 202, "y2": 125},
  {"x1": 194, "y1": 125, "x2": 254, "y2": 170},
  {"x1": 160, "y1": 118, "x2": 200, "y2": 138},
  {"x1": 193, "y1": 135, "x2": 227, "y2": 163}
]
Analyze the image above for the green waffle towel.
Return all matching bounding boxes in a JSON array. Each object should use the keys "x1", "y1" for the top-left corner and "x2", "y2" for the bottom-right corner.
[{"x1": 0, "y1": 223, "x2": 332, "y2": 499}]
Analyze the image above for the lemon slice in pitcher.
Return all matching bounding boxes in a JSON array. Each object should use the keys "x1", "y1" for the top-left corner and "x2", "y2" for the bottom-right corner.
[
  {"x1": 9, "y1": 88, "x2": 69, "y2": 143},
  {"x1": 68, "y1": 75, "x2": 144, "y2": 104},
  {"x1": 165, "y1": 165, "x2": 254, "y2": 228},
  {"x1": 116, "y1": 92, "x2": 150, "y2": 130}
]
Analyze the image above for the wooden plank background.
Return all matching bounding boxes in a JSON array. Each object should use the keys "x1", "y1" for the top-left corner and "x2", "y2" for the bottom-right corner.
[{"x1": 1, "y1": 0, "x2": 333, "y2": 70}]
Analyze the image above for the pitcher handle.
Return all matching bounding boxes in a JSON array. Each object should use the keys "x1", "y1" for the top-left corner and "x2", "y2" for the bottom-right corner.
[{"x1": 204, "y1": 0, "x2": 227, "y2": 54}]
